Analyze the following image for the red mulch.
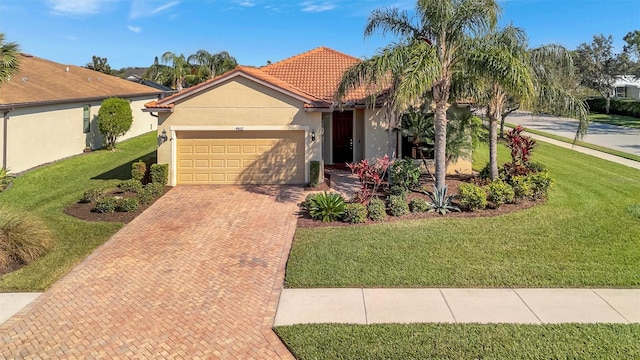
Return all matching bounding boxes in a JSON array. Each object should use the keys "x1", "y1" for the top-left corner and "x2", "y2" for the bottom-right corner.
[
  {"x1": 296, "y1": 174, "x2": 545, "y2": 228},
  {"x1": 63, "y1": 187, "x2": 170, "y2": 224}
]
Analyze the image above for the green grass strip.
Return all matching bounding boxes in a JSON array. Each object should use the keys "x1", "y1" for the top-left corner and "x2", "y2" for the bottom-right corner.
[
  {"x1": 589, "y1": 112, "x2": 640, "y2": 129},
  {"x1": 505, "y1": 122, "x2": 640, "y2": 163},
  {"x1": 275, "y1": 323, "x2": 640, "y2": 360},
  {"x1": 0, "y1": 132, "x2": 157, "y2": 291}
]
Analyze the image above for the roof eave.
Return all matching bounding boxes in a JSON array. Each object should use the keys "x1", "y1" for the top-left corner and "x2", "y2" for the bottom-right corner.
[{"x1": 0, "y1": 91, "x2": 163, "y2": 111}]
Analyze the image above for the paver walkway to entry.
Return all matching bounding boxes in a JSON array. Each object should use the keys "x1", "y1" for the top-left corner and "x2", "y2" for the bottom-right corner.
[{"x1": 1, "y1": 186, "x2": 301, "y2": 359}]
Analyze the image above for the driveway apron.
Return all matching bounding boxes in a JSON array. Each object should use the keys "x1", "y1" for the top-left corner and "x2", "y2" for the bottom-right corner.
[{"x1": 1, "y1": 186, "x2": 301, "y2": 359}]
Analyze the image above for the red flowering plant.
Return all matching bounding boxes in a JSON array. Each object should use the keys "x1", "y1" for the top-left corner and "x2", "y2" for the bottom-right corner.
[
  {"x1": 347, "y1": 155, "x2": 392, "y2": 203},
  {"x1": 502, "y1": 125, "x2": 538, "y2": 179}
]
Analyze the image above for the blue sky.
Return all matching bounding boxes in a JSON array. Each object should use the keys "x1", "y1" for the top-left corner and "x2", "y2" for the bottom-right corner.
[{"x1": 1, "y1": 0, "x2": 638, "y2": 69}]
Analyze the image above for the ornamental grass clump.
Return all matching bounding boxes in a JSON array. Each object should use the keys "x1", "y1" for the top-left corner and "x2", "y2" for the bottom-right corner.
[
  {"x1": 0, "y1": 206, "x2": 53, "y2": 271},
  {"x1": 308, "y1": 192, "x2": 345, "y2": 222}
]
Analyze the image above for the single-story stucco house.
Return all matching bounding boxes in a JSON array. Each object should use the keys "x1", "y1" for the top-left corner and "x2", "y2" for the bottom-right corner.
[
  {"x1": 0, "y1": 54, "x2": 163, "y2": 173},
  {"x1": 144, "y1": 47, "x2": 471, "y2": 186},
  {"x1": 613, "y1": 75, "x2": 640, "y2": 99}
]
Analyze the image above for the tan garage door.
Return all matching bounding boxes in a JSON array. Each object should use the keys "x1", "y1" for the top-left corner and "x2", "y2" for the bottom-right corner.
[{"x1": 177, "y1": 130, "x2": 305, "y2": 185}]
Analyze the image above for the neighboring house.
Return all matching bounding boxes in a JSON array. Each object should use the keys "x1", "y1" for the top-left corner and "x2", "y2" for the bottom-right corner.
[
  {"x1": 0, "y1": 54, "x2": 163, "y2": 173},
  {"x1": 126, "y1": 74, "x2": 176, "y2": 98},
  {"x1": 144, "y1": 47, "x2": 471, "y2": 186},
  {"x1": 613, "y1": 75, "x2": 640, "y2": 99}
]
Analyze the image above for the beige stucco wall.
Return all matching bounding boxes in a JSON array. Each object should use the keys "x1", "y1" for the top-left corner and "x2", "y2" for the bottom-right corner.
[
  {"x1": 2, "y1": 96, "x2": 157, "y2": 173},
  {"x1": 363, "y1": 107, "x2": 392, "y2": 160},
  {"x1": 156, "y1": 76, "x2": 323, "y2": 185}
]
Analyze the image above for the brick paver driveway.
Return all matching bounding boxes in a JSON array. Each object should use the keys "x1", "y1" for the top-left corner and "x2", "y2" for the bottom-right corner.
[{"x1": 1, "y1": 186, "x2": 302, "y2": 359}]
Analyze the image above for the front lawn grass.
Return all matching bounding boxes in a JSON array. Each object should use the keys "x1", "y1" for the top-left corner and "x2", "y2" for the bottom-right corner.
[
  {"x1": 589, "y1": 112, "x2": 640, "y2": 129},
  {"x1": 285, "y1": 141, "x2": 640, "y2": 288},
  {"x1": 275, "y1": 323, "x2": 640, "y2": 359},
  {"x1": 0, "y1": 132, "x2": 156, "y2": 291}
]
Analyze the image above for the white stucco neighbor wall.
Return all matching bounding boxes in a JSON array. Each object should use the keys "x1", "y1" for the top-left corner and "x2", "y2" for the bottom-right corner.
[{"x1": 2, "y1": 95, "x2": 158, "y2": 173}]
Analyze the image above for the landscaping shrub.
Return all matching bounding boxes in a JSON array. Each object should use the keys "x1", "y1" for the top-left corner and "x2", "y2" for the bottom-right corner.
[
  {"x1": 426, "y1": 185, "x2": 460, "y2": 215},
  {"x1": 389, "y1": 185, "x2": 408, "y2": 198},
  {"x1": 510, "y1": 176, "x2": 533, "y2": 200},
  {"x1": 116, "y1": 198, "x2": 139, "y2": 213},
  {"x1": 388, "y1": 195, "x2": 409, "y2": 217},
  {"x1": 342, "y1": 203, "x2": 368, "y2": 224},
  {"x1": 308, "y1": 192, "x2": 345, "y2": 222},
  {"x1": 586, "y1": 97, "x2": 640, "y2": 117},
  {"x1": 527, "y1": 162, "x2": 548, "y2": 173},
  {"x1": 527, "y1": 171, "x2": 553, "y2": 199},
  {"x1": 367, "y1": 197, "x2": 387, "y2": 222},
  {"x1": 628, "y1": 204, "x2": 640, "y2": 219},
  {"x1": 131, "y1": 161, "x2": 146, "y2": 182},
  {"x1": 309, "y1": 161, "x2": 320, "y2": 187},
  {"x1": 0, "y1": 206, "x2": 53, "y2": 271},
  {"x1": 302, "y1": 193, "x2": 318, "y2": 210},
  {"x1": 478, "y1": 163, "x2": 491, "y2": 180},
  {"x1": 505, "y1": 125, "x2": 536, "y2": 166},
  {"x1": 137, "y1": 188, "x2": 154, "y2": 205},
  {"x1": 97, "y1": 97, "x2": 133, "y2": 149},
  {"x1": 80, "y1": 188, "x2": 103, "y2": 203},
  {"x1": 457, "y1": 183, "x2": 487, "y2": 211},
  {"x1": 146, "y1": 182, "x2": 165, "y2": 197},
  {"x1": 391, "y1": 158, "x2": 420, "y2": 191},
  {"x1": 485, "y1": 180, "x2": 515, "y2": 208},
  {"x1": 347, "y1": 155, "x2": 392, "y2": 203},
  {"x1": 409, "y1": 198, "x2": 431, "y2": 213},
  {"x1": 150, "y1": 163, "x2": 169, "y2": 185},
  {"x1": 0, "y1": 167, "x2": 14, "y2": 191},
  {"x1": 118, "y1": 179, "x2": 143, "y2": 193},
  {"x1": 95, "y1": 196, "x2": 118, "y2": 213}
]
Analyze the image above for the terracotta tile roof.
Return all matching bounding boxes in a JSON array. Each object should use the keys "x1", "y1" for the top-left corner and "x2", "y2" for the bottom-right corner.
[
  {"x1": 0, "y1": 54, "x2": 162, "y2": 108},
  {"x1": 145, "y1": 47, "x2": 376, "y2": 110},
  {"x1": 261, "y1": 47, "x2": 368, "y2": 103}
]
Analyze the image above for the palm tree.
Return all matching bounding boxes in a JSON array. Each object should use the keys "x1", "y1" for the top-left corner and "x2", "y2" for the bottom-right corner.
[
  {"x1": 467, "y1": 26, "x2": 588, "y2": 179},
  {"x1": 337, "y1": 0, "x2": 500, "y2": 190},
  {"x1": 0, "y1": 33, "x2": 20, "y2": 85},
  {"x1": 188, "y1": 50, "x2": 238, "y2": 82},
  {"x1": 161, "y1": 51, "x2": 190, "y2": 92}
]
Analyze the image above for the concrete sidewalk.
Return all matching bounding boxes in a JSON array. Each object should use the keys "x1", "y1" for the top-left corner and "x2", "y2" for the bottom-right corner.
[{"x1": 275, "y1": 288, "x2": 640, "y2": 325}]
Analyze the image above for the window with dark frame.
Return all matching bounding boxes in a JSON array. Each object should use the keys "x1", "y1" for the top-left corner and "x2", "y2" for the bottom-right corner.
[{"x1": 83, "y1": 105, "x2": 90, "y2": 133}]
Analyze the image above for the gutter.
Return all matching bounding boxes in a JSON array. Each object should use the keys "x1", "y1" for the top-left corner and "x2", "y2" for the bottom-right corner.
[
  {"x1": 2, "y1": 109, "x2": 11, "y2": 169},
  {"x1": 0, "y1": 91, "x2": 163, "y2": 111}
]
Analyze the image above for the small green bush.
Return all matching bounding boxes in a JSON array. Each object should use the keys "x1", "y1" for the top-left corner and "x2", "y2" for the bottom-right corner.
[
  {"x1": 0, "y1": 206, "x2": 53, "y2": 271},
  {"x1": 409, "y1": 198, "x2": 431, "y2": 213},
  {"x1": 150, "y1": 163, "x2": 169, "y2": 185},
  {"x1": 389, "y1": 185, "x2": 408, "y2": 198},
  {"x1": 309, "y1": 192, "x2": 345, "y2": 222},
  {"x1": 97, "y1": 97, "x2": 133, "y2": 149},
  {"x1": 388, "y1": 195, "x2": 409, "y2": 217},
  {"x1": 528, "y1": 171, "x2": 553, "y2": 199},
  {"x1": 302, "y1": 193, "x2": 318, "y2": 210},
  {"x1": 137, "y1": 188, "x2": 154, "y2": 205},
  {"x1": 367, "y1": 197, "x2": 387, "y2": 222},
  {"x1": 478, "y1": 163, "x2": 491, "y2": 180},
  {"x1": 119, "y1": 179, "x2": 143, "y2": 193},
  {"x1": 510, "y1": 175, "x2": 533, "y2": 200},
  {"x1": 80, "y1": 188, "x2": 103, "y2": 203},
  {"x1": 95, "y1": 196, "x2": 118, "y2": 213},
  {"x1": 485, "y1": 180, "x2": 515, "y2": 208},
  {"x1": 391, "y1": 158, "x2": 421, "y2": 191},
  {"x1": 309, "y1": 161, "x2": 320, "y2": 187},
  {"x1": 116, "y1": 198, "x2": 139, "y2": 213},
  {"x1": 343, "y1": 203, "x2": 368, "y2": 224},
  {"x1": 146, "y1": 182, "x2": 165, "y2": 197},
  {"x1": 527, "y1": 162, "x2": 547, "y2": 173},
  {"x1": 131, "y1": 161, "x2": 146, "y2": 182},
  {"x1": 457, "y1": 183, "x2": 487, "y2": 211},
  {"x1": 628, "y1": 204, "x2": 640, "y2": 219}
]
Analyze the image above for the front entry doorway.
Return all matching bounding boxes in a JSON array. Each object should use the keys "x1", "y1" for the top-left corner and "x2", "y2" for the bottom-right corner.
[{"x1": 332, "y1": 110, "x2": 353, "y2": 164}]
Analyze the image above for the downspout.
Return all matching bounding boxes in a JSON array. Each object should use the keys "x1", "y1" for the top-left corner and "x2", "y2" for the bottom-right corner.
[{"x1": 2, "y1": 109, "x2": 11, "y2": 170}]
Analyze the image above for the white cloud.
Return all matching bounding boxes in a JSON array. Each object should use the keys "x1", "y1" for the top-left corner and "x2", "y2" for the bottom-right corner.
[
  {"x1": 300, "y1": 1, "x2": 336, "y2": 12},
  {"x1": 48, "y1": 0, "x2": 115, "y2": 16},
  {"x1": 130, "y1": 0, "x2": 181, "y2": 19},
  {"x1": 236, "y1": 0, "x2": 256, "y2": 7},
  {"x1": 127, "y1": 25, "x2": 142, "y2": 33}
]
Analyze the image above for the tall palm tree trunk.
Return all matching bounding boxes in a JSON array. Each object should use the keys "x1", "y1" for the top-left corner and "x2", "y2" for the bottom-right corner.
[
  {"x1": 487, "y1": 86, "x2": 505, "y2": 180},
  {"x1": 434, "y1": 102, "x2": 448, "y2": 190}
]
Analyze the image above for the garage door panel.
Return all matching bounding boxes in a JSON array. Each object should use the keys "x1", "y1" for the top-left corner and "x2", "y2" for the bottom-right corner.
[{"x1": 177, "y1": 130, "x2": 304, "y2": 185}]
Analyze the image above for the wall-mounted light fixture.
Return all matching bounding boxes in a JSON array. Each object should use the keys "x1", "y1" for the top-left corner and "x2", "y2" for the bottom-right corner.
[
  {"x1": 311, "y1": 128, "x2": 316, "y2": 141},
  {"x1": 158, "y1": 129, "x2": 168, "y2": 145}
]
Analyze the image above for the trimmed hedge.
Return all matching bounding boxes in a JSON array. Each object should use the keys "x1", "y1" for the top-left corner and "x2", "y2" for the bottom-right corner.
[
  {"x1": 309, "y1": 161, "x2": 321, "y2": 187},
  {"x1": 585, "y1": 97, "x2": 640, "y2": 118},
  {"x1": 150, "y1": 164, "x2": 169, "y2": 185}
]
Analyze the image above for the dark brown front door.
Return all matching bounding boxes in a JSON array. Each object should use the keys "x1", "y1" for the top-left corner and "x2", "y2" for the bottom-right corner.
[{"x1": 332, "y1": 111, "x2": 353, "y2": 164}]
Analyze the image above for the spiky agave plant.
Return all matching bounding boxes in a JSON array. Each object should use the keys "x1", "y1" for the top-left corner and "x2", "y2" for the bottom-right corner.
[
  {"x1": 308, "y1": 192, "x2": 346, "y2": 222},
  {"x1": 427, "y1": 185, "x2": 460, "y2": 215}
]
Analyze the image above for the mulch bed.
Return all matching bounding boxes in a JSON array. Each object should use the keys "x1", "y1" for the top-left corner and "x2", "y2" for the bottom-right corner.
[
  {"x1": 64, "y1": 187, "x2": 170, "y2": 223},
  {"x1": 296, "y1": 174, "x2": 545, "y2": 228}
]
